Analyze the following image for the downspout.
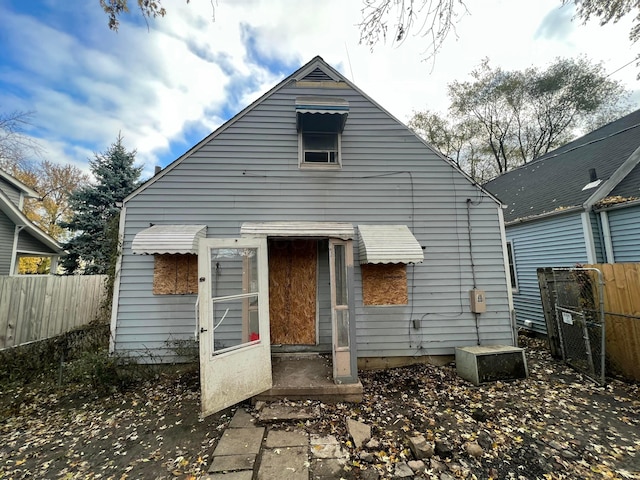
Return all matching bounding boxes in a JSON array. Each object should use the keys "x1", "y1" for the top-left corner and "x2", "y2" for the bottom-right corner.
[
  {"x1": 599, "y1": 210, "x2": 615, "y2": 263},
  {"x1": 109, "y1": 205, "x2": 127, "y2": 355},
  {"x1": 10, "y1": 225, "x2": 25, "y2": 275},
  {"x1": 498, "y1": 207, "x2": 517, "y2": 346},
  {"x1": 580, "y1": 211, "x2": 597, "y2": 264},
  {"x1": 50, "y1": 256, "x2": 59, "y2": 275}
]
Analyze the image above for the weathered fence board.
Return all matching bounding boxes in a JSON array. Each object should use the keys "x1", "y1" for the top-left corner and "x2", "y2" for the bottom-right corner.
[
  {"x1": 0, "y1": 275, "x2": 107, "y2": 349},
  {"x1": 587, "y1": 264, "x2": 640, "y2": 381}
]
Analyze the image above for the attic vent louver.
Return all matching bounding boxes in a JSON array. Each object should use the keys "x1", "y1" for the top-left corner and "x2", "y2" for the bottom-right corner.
[{"x1": 302, "y1": 68, "x2": 334, "y2": 82}]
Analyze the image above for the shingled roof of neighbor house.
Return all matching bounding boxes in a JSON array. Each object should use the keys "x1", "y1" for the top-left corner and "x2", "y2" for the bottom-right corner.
[{"x1": 484, "y1": 109, "x2": 640, "y2": 223}]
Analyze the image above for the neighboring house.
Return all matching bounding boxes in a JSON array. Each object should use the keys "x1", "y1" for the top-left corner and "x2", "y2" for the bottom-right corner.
[
  {"x1": 485, "y1": 109, "x2": 640, "y2": 334},
  {"x1": 110, "y1": 56, "x2": 515, "y2": 414},
  {"x1": 0, "y1": 168, "x2": 64, "y2": 275}
]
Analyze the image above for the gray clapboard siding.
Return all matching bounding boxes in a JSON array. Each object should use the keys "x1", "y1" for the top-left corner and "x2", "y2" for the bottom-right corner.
[
  {"x1": 608, "y1": 204, "x2": 640, "y2": 262},
  {"x1": 16, "y1": 229, "x2": 53, "y2": 254},
  {"x1": 506, "y1": 212, "x2": 588, "y2": 333},
  {"x1": 0, "y1": 177, "x2": 21, "y2": 207},
  {"x1": 113, "y1": 66, "x2": 512, "y2": 358},
  {"x1": 0, "y1": 211, "x2": 14, "y2": 275}
]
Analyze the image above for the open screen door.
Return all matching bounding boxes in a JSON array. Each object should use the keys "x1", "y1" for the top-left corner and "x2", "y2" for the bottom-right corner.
[{"x1": 198, "y1": 237, "x2": 271, "y2": 417}]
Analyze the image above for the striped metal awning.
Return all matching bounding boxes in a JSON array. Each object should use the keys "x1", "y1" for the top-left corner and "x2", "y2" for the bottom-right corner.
[
  {"x1": 132, "y1": 225, "x2": 207, "y2": 254},
  {"x1": 296, "y1": 96, "x2": 349, "y2": 133},
  {"x1": 358, "y1": 225, "x2": 424, "y2": 264},
  {"x1": 241, "y1": 221, "x2": 354, "y2": 240}
]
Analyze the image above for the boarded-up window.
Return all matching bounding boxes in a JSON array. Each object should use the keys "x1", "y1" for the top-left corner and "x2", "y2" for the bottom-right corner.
[
  {"x1": 361, "y1": 264, "x2": 408, "y2": 306},
  {"x1": 153, "y1": 254, "x2": 198, "y2": 295}
]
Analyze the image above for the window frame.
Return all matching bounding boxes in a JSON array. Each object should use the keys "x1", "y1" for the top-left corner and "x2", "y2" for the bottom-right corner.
[
  {"x1": 298, "y1": 131, "x2": 342, "y2": 170},
  {"x1": 506, "y1": 240, "x2": 519, "y2": 293}
]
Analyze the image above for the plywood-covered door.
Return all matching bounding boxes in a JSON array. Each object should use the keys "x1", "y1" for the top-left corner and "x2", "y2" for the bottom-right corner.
[{"x1": 268, "y1": 239, "x2": 317, "y2": 345}]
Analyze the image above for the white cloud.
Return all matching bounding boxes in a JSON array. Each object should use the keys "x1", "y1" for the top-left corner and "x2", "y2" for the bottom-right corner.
[{"x1": 0, "y1": 0, "x2": 637, "y2": 181}]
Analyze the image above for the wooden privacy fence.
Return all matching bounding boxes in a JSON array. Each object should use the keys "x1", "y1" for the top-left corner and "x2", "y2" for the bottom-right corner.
[
  {"x1": 586, "y1": 263, "x2": 640, "y2": 381},
  {"x1": 0, "y1": 275, "x2": 107, "y2": 349}
]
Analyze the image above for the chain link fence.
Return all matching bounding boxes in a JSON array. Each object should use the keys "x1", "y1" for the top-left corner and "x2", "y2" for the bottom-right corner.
[{"x1": 551, "y1": 268, "x2": 605, "y2": 385}]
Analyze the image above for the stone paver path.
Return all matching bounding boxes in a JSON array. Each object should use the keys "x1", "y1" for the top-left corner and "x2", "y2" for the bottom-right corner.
[{"x1": 203, "y1": 407, "x2": 350, "y2": 480}]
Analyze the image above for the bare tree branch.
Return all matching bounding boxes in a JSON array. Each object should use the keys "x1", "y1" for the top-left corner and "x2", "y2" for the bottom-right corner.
[
  {"x1": 359, "y1": 0, "x2": 469, "y2": 66},
  {"x1": 0, "y1": 110, "x2": 42, "y2": 172}
]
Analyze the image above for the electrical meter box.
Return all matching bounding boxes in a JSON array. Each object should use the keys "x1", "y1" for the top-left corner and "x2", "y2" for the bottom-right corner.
[{"x1": 469, "y1": 289, "x2": 486, "y2": 313}]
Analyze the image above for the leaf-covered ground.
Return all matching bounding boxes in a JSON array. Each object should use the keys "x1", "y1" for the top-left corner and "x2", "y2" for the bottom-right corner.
[{"x1": 1, "y1": 337, "x2": 638, "y2": 480}]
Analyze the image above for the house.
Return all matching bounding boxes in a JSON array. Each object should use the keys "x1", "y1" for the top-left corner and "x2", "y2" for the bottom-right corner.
[
  {"x1": 0, "y1": 168, "x2": 64, "y2": 275},
  {"x1": 484, "y1": 109, "x2": 640, "y2": 334},
  {"x1": 109, "y1": 56, "x2": 515, "y2": 415}
]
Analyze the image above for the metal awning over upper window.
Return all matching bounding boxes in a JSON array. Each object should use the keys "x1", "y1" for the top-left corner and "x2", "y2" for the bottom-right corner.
[
  {"x1": 132, "y1": 225, "x2": 207, "y2": 254},
  {"x1": 296, "y1": 97, "x2": 349, "y2": 133},
  {"x1": 358, "y1": 225, "x2": 424, "y2": 264}
]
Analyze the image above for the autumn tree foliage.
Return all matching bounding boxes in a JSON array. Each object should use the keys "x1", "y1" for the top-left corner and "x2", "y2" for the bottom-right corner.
[
  {"x1": 0, "y1": 109, "x2": 90, "y2": 273},
  {"x1": 409, "y1": 57, "x2": 630, "y2": 182},
  {"x1": 60, "y1": 134, "x2": 141, "y2": 275},
  {"x1": 13, "y1": 162, "x2": 90, "y2": 274}
]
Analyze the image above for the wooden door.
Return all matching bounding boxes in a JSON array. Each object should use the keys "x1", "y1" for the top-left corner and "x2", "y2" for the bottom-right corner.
[{"x1": 268, "y1": 239, "x2": 317, "y2": 345}]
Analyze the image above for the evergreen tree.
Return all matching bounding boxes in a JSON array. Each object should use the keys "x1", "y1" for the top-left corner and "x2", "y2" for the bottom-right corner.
[{"x1": 60, "y1": 134, "x2": 142, "y2": 274}]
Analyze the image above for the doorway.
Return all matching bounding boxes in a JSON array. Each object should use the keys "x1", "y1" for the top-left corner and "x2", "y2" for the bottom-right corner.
[{"x1": 268, "y1": 239, "x2": 318, "y2": 345}]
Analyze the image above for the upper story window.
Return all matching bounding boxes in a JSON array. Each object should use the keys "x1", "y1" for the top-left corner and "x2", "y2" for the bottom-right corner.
[
  {"x1": 301, "y1": 132, "x2": 340, "y2": 164},
  {"x1": 296, "y1": 96, "x2": 348, "y2": 169}
]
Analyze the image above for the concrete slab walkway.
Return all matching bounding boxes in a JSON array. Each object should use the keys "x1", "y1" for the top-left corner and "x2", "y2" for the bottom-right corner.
[{"x1": 203, "y1": 407, "x2": 350, "y2": 480}]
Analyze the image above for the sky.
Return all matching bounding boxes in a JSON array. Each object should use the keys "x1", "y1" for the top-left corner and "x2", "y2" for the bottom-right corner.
[{"x1": 0, "y1": 0, "x2": 638, "y2": 180}]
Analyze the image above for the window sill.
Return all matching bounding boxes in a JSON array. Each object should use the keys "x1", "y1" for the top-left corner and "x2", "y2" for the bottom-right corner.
[{"x1": 299, "y1": 163, "x2": 342, "y2": 171}]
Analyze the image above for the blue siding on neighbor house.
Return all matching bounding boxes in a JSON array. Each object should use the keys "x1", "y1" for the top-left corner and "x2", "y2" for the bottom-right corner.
[
  {"x1": 507, "y1": 212, "x2": 589, "y2": 334},
  {"x1": 590, "y1": 211, "x2": 605, "y2": 263},
  {"x1": 113, "y1": 68, "x2": 513, "y2": 360},
  {"x1": 608, "y1": 204, "x2": 640, "y2": 262}
]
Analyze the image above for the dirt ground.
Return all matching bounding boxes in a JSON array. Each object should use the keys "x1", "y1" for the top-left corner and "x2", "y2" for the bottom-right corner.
[{"x1": 0, "y1": 337, "x2": 638, "y2": 480}]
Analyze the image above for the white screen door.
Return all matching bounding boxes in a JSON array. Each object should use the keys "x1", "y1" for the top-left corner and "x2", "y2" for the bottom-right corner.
[{"x1": 198, "y1": 237, "x2": 271, "y2": 417}]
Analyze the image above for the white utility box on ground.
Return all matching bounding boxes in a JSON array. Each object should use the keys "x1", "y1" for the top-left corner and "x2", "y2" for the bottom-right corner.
[{"x1": 455, "y1": 345, "x2": 528, "y2": 386}]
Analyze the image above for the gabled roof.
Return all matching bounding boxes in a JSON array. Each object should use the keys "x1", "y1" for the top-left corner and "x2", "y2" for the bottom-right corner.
[
  {"x1": 125, "y1": 56, "x2": 501, "y2": 206},
  {"x1": 484, "y1": 109, "x2": 640, "y2": 223},
  {"x1": 0, "y1": 188, "x2": 63, "y2": 254},
  {"x1": 0, "y1": 168, "x2": 40, "y2": 198}
]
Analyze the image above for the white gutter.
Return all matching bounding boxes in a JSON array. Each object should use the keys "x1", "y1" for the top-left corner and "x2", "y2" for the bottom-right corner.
[{"x1": 505, "y1": 205, "x2": 583, "y2": 227}]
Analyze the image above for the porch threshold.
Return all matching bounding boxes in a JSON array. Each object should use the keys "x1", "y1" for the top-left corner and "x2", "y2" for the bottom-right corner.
[{"x1": 253, "y1": 354, "x2": 363, "y2": 403}]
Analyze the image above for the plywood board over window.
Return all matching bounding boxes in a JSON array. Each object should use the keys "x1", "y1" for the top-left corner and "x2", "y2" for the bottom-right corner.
[
  {"x1": 153, "y1": 254, "x2": 198, "y2": 295},
  {"x1": 361, "y1": 264, "x2": 408, "y2": 306}
]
